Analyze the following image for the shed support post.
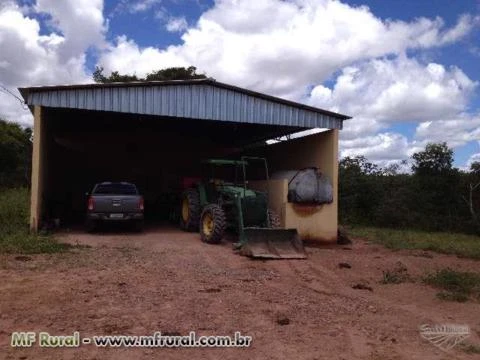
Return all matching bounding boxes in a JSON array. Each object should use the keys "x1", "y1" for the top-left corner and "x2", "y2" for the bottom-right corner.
[{"x1": 30, "y1": 105, "x2": 45, "y2": 232}]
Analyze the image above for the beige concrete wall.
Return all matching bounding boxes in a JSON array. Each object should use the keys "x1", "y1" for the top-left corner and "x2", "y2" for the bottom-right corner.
[
  {"x1": 30, "y1": 106, "x2": 45, "y2": 232},
  {"x1": 252, "y1": 130, "x2": 339, "y2": 242}
]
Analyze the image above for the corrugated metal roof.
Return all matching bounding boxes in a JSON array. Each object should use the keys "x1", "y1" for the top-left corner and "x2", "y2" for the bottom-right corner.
[{"x1": 19, "y1": 79, "x2": 350, "y2": 129}]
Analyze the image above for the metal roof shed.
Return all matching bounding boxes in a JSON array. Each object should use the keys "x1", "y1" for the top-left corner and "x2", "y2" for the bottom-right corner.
[
  {"x1": 20, "y1": 79, "x2": 349, "y2": 241},
  {"x1": 20, "y1": 79, "x2": 349, "y2": 128}
]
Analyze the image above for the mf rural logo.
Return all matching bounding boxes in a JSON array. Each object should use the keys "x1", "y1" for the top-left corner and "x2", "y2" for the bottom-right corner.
[{"x1": 419, "y1": 324, "x2": 470, "y2": 351}]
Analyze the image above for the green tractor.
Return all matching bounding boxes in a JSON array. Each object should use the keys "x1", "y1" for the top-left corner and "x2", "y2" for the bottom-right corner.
[{"x1": 179, "y1": 157, "x2": 306, "y2": 259}]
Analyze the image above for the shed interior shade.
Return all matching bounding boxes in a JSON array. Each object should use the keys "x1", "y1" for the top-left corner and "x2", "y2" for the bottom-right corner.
[{"x1": 19, "y1": 79, "x2": 350, "y2": 129}]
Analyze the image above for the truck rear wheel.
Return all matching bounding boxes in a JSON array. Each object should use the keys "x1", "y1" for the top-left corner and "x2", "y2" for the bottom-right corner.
[
  {"x1": 180, "y1": 189, "x2": 201, "y2": 232},
  {"x1": 200, "y1": 204, "x2": 226, "y2": 244}
]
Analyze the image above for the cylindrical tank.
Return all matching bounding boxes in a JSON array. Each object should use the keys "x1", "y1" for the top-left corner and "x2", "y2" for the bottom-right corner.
[{"x1": 271, "y1": 168, "x2": 333, "y2": 204}]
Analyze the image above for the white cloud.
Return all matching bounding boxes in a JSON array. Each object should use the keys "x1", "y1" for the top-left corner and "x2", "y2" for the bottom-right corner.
[
  {"x1": 34, "y1": 0, "x2": 106, "y2": 57},
  {"x1": 0, "y1": 91, "x2": 32, "y2": 127},
  {"x1": 0, "y1": 4, "x2": 91, "y2": 86},
  {"x1": 440, "y1": 14, "x2": 480, "y2": 44},
  {"x1": 0, "y1": 1, "x2": 107, "y2": 125},
  {"x1": 114, "y1": 0, "x2": 162, "y2": 14},
  {"x1": 100, "y1": 36, "x2": 188, "y2": 78},
  {"x1": 98, "y1": 0, "x2": 478, "y2": 99},
  {"x1": 340, "y1": 132, "x2": 411, "y2": 163},
  {"x1": 310, "y1": 56, "x2": 476, "y2": 125},
  {"x1": 165, "y1": 16, "x2": 188, "y2": 33},
  {"x1": 340, "y1": 116, "x2": 384, "y2": 141},
  {"x1": 415, "y1": 114, "x2": 480, "y2": 148},
  {"x1": 154, "y1": 8, "x2": 189, "y2": 33},
  {"x1": 310, "y1": 56, "x2": 480, "y2": 165},
  {"x1": 307, "y1": 56, "x2": 477, "y2": 154},
  {"x1": 305, "y1": 54, "x2": 478, "y2": 166}
]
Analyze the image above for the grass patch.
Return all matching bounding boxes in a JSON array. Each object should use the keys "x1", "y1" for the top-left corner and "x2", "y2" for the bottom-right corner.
[
  {"x1": 435, "y1": 291, "x2": 469, "y2": 303},
  {"x1": 0, "y1": 231, "x2": 69, "y2": 254},
  {"x1": 423, "y1": 268, "x2": 480, "y2": 303},
  {"x1": 348, "y1": 226, "x2": 480, "y2": 260},
  {"x1": 0, "y1": 188, "x2": 69, "y2": 254},
  {"x1": 381, "y1": 262, "x2": 411, "y2": 284},
  {"x1": 381, "y1": 271, "x2": 405, "y2": 284}
]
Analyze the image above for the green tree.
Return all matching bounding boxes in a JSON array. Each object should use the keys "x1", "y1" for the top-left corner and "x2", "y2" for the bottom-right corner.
[
  {"x1": 411, "y1": 142, "x2": 453, "y2": 175},
  {"x1": 92, "y1": 68, "x2": 139, "y2": 83},
  {"x1": 339, "y1": 156, "x2": 382, "y2": 224},
  {"x1": 410, "y1": 142, "x2": 460, "y2": 231},
  {"x1": 340, "y1": 156, "x2": 381, "y2": 176},
  {"x1": 93, "y1": 66, "x2": 207, "y2": 83},
  {"x1": 145, "y1": 66, "x2": 207, "y2": 81},
  {"x1": 337, "y1": 144, "x2": 478, "y2": 233},
  {"x1": 461, "y1": 161, "x2": 480, "y2": 232},
  {"x1": 0, "y1": 119, "x2": 32, "y2": 187},
  {"x1": 470, "y1": 161, "x2": 480, "y2": 175}
]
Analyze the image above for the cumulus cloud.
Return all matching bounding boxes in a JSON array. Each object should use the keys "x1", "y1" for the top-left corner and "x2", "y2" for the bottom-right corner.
[
  {"x1": 308, "y1": 55, "x2": 477, "y2": 144},
  {"x1": 415, "y1": 114, "x2": 480, "y2": 148},
  {"x1": 305, "y1": 54, "x2": 477, "y2": 165},
  {"x1": 0, "y1": 92, "x2": 33, "y2": 127},
  {"x1": 34, "y1": 0, "x2": 106, "y2": 57},
  {"x1": 0, "y1": 1, "x2": 107, "y2": 125},
  {"x1": 99, "y1": 0, "x2": 478, "y2": 100},
  {"x1": 0, "y1": 5, "x2": 83, "y2": 86},
  {"x1": 310, "y1": 57, "x2": 476, "y2": 123},
  {"x1": 340, "y1": 132, "x2": 411, "y2": 164},
  {"x1": 100, "y1": 36, "x2": 188, "y2": 77}
]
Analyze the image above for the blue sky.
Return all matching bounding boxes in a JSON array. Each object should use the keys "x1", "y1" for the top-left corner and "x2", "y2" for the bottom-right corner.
[{"x1": 1, "y1": 0, "x2": 480, "y2": 169}]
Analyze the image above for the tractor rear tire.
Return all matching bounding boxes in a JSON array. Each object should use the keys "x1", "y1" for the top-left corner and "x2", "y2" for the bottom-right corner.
[
  {"x1": 180, "y1": 189, "x2": 201, "y2": 232},
  {"x1": 268, "y1": 209, "x2": 281, "y2": 228},
  {"x1": 200, "y1": 204, "x2": 226, "y2": 244}
]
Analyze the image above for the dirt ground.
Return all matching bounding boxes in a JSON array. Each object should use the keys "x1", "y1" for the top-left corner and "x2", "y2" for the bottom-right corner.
[{"x1": 1, "y1": 225, "x2": 479, "y2": 360}]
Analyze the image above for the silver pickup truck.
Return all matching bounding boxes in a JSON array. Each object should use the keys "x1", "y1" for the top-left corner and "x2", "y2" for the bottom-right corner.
[{"x1": 85, "y1": 182, "x2": 144, "y2": 232}]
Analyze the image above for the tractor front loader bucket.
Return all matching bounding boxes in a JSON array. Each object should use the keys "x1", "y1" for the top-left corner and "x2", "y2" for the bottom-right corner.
[{"x1": 239, "y1": 228, "x2": 307, "y2": 259}]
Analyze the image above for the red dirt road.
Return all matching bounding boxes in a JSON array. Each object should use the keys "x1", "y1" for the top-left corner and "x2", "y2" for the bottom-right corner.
[{"x1": 0, "y1": 226, "x2": 479, "y2": 359}]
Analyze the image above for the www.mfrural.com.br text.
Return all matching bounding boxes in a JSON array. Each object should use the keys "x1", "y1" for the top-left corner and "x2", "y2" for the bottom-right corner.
[{"x1": 11, "y1": 331, "x2": 252, "y2": 348}]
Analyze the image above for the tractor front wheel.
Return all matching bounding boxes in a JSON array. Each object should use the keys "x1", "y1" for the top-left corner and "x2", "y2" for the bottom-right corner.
[
  {"x1": 180, "y1": 189, "x2": 201, "y2": 232},
  {"x1": 200, "y1": 204, "x2": 226, "y2": 244}
]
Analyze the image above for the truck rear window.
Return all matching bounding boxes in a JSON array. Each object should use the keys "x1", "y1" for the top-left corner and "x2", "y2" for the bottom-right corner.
[{"x1": 93, "y1": 183, "x2": 138, "y2": 195}]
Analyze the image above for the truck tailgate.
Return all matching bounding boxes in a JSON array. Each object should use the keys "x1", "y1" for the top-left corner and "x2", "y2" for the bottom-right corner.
[{"x1": 92, "y1": 195, "x2": 141, "y2": 213}]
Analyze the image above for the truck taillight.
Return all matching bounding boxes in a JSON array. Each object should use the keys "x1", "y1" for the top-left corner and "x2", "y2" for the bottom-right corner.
[
  {"x1": 88, "y1": 196, "x2": 95, "y2": 211},
  {"x1": 139, "y1": 197, "x2": 144, "y2": 211}
]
